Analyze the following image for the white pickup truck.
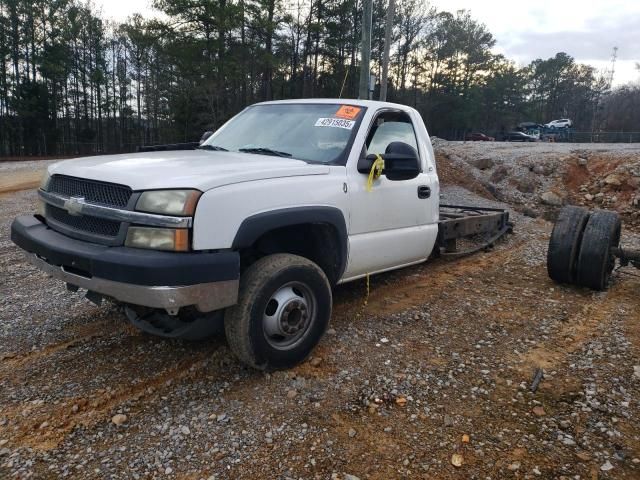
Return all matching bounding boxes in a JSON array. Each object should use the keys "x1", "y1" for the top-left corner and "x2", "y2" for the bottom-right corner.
[{"x1": 11, "y1": 99, "x2": 511, "y2": 370}]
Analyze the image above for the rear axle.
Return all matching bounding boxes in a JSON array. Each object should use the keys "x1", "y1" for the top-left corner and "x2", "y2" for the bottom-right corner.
[
  {"x1": 547, "y1": 206, "x2": 638, "y2": 290},
  {"x1": 612, "y1": 247, "x2": 640, "y2": 269}
]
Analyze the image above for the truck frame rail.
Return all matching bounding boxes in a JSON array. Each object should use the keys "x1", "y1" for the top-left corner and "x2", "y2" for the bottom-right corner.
[{"x1": 436, "y1": 204, "x2": 513, "y2": 258}]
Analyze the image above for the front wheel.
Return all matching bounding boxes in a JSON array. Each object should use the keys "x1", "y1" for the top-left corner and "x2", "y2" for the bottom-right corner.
[{"x1": 224, "y1": 254, "x2": 332, "y2": 370}]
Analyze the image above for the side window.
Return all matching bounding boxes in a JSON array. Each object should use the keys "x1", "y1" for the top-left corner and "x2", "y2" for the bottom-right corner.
[{"x1": 365, "y1": 111, "x2": 419, "y2": 156}]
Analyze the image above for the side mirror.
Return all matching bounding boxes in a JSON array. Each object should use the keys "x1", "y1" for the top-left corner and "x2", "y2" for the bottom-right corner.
[
  {"x1": 384, "y1": 153, "x2": 420, "y2": 180},
  {"x1": 199, "y1": 131, "x2": 214, "y2": 145},
  {"x1": 357, "y1": 152, "x2": 420, "y2": 181}
]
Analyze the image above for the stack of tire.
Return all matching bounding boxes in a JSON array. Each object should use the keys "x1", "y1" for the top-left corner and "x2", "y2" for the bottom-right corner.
[{"x1": 547, "y1": 206, "x2": 621, "y2": 291}]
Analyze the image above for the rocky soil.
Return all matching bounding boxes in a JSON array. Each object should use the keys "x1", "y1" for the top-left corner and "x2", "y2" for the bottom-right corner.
[
  {"x1": 433, "y1": 140, "x2": 640, "y2": 226},
  {"x1": 1, "y1": 146, "x2": 639, "y2": 479}
]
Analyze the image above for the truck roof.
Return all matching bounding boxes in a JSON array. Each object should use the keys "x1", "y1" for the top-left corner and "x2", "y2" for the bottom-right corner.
[{"x1": 255, "y1": 98, "x2": 415, "y2": 112}]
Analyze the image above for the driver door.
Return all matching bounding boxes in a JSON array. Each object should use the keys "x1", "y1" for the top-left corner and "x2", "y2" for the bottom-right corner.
[{"x1": 342, "y1": 109, "x2": 439, "y2": 281}]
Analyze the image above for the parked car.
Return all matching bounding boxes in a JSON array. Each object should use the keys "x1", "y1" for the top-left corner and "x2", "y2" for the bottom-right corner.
[
  {"x1": 545, "y1": 119, "x2": 572, "y2": 129},
  {"x1": 465, "y1": 132, "x2": 495, "y2": 141},
  {"x1": 11, "y1": 99, "x2": 513, "y2": 370},
  {"x1": 503, "y1": 131, "x2": 536, "y2": 142},
  {"x1": 517, "y1": 122, "x2": 544, "y2": 130}
]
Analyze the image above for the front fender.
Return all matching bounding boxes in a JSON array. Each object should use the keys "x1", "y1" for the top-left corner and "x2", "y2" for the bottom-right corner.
[
  {"x1": 232, "y1": 206, "x2": 347, "y2": 249},
  {"x1": 232, "y1": 206, "x2": 348, "y2": 281},
  {"x1": 191, "y1": 170, "x2": 349, "y2": 253}
]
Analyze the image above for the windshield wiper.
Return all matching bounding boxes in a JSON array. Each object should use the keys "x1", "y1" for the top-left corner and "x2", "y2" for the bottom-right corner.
[
  {"x1": 197, "y1": 144, "x2": 228, "y2": 151},
  {"x1": 238, "y1": 147, "x2": 292, "y2": 157}
]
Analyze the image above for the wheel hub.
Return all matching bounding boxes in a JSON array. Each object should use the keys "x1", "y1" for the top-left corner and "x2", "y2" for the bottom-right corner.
[
  {"x1": 263, "y1": 283, "x2": 315, "y2": 350},
  {"x1": 280, "y1": 300, "x2": 308, "y2": 335}
]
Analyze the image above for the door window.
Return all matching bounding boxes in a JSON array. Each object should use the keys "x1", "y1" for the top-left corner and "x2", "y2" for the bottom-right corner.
[{"x1": 365, "y1": 111, "x2": 419, "y2": 157}]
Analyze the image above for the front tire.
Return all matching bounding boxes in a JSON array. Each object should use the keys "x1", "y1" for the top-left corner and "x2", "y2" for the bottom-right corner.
[{"x1": 224, "y1": 254, "x2": 332, "y2": 370}]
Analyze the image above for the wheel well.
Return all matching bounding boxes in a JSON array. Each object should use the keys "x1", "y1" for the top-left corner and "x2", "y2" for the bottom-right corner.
[{"x1": 239, "y1": 223, "x2": 344, "y2": 285}]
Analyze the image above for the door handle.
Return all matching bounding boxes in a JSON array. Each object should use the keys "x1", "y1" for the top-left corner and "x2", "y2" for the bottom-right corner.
[{"x1": 417, "y1": 185, "x2": 431, "y2": 199}]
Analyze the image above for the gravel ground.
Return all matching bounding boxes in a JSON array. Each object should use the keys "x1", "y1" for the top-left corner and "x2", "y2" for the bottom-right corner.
[
  {"x1": 0, "y1": 160, "x2": 59, "y2": 175},
  {"x1": 431, "y1": 139, "x2": 640, "y2": 155},
  {"x1": 0, "y1": 150, "x2": 639, "y2": 479},
  {"x1": 0, "y1": 161, "x2": 56, "y2": 195}
]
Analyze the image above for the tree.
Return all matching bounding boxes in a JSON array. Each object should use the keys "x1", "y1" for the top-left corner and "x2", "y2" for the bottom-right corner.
[{"x1": 0, "y1": 0, "x2": 634, "y2": 157}]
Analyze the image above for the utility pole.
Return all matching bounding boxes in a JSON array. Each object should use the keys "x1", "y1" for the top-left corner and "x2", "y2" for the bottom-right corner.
[
  {"x1": 379, "y1": 0, "x2": 395, "y2": 101},
  {"x1": 358, "y1": 0, "x2": 373, "y2": 99},
  {"x1": 596, "y1": 46, "x2": 618, "y2": 134},
  {"x1": 607, "y1": 46, "x2": 618, "y2": 89}
]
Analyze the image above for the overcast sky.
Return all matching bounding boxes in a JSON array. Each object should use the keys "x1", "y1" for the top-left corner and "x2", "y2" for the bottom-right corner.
[{"x1": 96, "y1": 0, "x2": 639, "y2": 86}]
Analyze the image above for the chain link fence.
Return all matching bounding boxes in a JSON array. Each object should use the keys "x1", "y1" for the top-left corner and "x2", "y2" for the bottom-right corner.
[{"x1": 563, "y1": 132, "x2": 640, "y2": 143}]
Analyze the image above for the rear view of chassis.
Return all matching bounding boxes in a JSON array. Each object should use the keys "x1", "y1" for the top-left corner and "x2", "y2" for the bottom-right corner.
[{"x1": 547, "y1": 206, "x2": 640, "y2": 290}]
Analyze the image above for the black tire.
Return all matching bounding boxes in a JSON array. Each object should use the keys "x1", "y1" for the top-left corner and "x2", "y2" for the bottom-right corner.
[
  {"x1": 575, "y1": 210, "x2": 621, "y2": 291},
  {"x1": 547, "y1": 206, "x2": 590, "y2": 284},
  {"x1": 224, "y1": 254, "x2": 332, "y2": 370}
]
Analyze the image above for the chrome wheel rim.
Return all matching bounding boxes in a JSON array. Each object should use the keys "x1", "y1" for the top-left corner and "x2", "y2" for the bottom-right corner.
[{"x1": 262, "y1": 281, "x2": 316, "y2": 350}]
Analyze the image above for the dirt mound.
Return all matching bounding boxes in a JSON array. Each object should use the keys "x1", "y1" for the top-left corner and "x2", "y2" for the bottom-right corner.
[
  {"x1": 434, "y1": 150, "x2": 494, "y2": 199},
  {"x1": 434, "y1": 142, "x2": 640, "y2": 226},
  {"x1": 566, "y1": 155, "x2": 640, "y2": 215}
]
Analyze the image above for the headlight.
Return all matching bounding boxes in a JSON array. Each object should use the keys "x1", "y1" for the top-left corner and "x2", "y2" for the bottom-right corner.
[
  {"x1": 136, "y1": 189, "x2": 201, "y2": 216},
  {"x1": 40, "y1": 171, "x2": 51, "y2": 191},
  {"x1": 125, "y1": 227, "x2": 189, "y2": 251}
]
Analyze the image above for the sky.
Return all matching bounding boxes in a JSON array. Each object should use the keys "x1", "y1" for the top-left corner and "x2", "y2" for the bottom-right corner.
[
  {"x1": 96, "y1": 0, "x2": 639, "y2": 86},
  {"x1": 430, "y1": 0, "x2": 640, "y2": 86}
]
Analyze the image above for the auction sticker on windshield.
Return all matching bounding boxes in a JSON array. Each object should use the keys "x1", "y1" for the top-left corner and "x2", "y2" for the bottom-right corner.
[
  {"x1": 335, "y1": 105, "x2": 361, "y2": 119},
  {"x1": 314, "y1": 118, "x2": 355, "y2": 129}
]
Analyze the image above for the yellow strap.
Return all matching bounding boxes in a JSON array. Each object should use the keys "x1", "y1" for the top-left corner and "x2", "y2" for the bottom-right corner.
[
  {"x1": 364, "y1": 273, "x2": 370, "y2": 306},
  {"x1": 366, "y1": 154, "x2": 384, "y2": 192}
]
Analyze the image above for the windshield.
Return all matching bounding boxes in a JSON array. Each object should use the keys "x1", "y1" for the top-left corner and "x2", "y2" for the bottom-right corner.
[{"x1": 202, "y1": 103, "x2": 365, "y2": 164}]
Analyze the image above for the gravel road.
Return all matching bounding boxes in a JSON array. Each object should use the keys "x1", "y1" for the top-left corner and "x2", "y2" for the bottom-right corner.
[{"x1": 0, "y1": 149, "x2": 639, "y2": 479}]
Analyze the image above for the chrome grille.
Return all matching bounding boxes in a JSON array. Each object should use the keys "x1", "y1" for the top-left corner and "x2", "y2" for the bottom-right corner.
[
  {"x1": 48, "y1": 175, "x2": 132, "y2": 208},
  {"x1": 46, "y1": 204, "x2": 120, "y2": 238}
]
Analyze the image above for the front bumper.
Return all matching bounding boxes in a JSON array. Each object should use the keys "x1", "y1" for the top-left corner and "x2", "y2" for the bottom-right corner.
[{"x1": 11, "y1": 215, "x2": 239, "y2": 312}]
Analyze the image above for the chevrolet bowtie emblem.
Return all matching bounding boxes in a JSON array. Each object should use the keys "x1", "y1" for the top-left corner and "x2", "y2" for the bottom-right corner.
[{"x1": 63, "y1": 196, "x2": 85, "y2": 216}]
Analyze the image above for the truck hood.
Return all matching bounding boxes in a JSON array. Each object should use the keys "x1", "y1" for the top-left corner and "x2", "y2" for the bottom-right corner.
[{"x1": 48, "y1": 150, "x2": 330, "y2": 191}]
